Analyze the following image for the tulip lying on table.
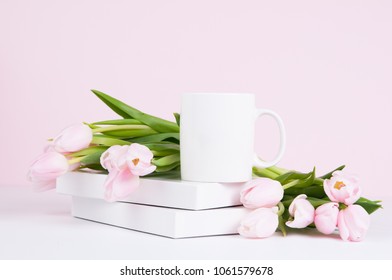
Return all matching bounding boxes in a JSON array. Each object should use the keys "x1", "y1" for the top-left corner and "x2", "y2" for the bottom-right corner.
[{"x1": 243, "y1": 166, "x2": 381, "y2": 241}]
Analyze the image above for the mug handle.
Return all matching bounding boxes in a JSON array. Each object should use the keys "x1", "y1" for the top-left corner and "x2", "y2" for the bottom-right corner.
[{"x1": 253, "y1": 109, "x2": 286, "y2": 168}]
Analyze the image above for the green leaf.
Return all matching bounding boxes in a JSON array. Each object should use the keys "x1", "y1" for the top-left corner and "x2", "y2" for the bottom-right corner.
[
  {"x1": 306, "y1": 197, "x2": 332, "y2": 208},
  {"x1": 100, "y1": 129, "x2": 157, "y2": 138},
  {"x1": 278, "y1": 215, "x2": 287, "y2": 237},
  {"x1": 69, "y1": 146, "x2": 108, "y2": 157},
  {"x1": 319, "y1": 165, "x2": 346, "y2": 179},
  {"x1": 93, "y1": 124, "x2": 156, "y2": 132},
  {"x1": 144, "y1": 142, "x2": 180, "y2": 151},
  {"x1": 252, "y1": 166, "x2": 280, "y2": 179},
  {"x1": 144, "y1": 142, "x2": 180, "y2": 156},
  {"x1": 131, "y1": 133, "x2": 180, "y2": 143},
  {"x1": 92, "y1": 119, "x2": 142, "y2": 125},
  {"x1": 281, "y1": 195, "x2": 331, "y2": 209},
  {"x1": 155, "y1": 162, "x2": 181, "y2": 172},
  {"x1": 92, "y1": 89, "x2": 179, "y2": 133},
  {"x1": 80, "y1": 151, "x2": 104, "y2": 166},
  {"x1": 93, "y1": 124, "x2": 158, "y2": 138},
  {"x1": 355, "y1": 197, "x2": 383, "y2": 214},
  {"x1": 275, "y1": 169, "x2": 314, "y2": 184},
  {"x1": 152, "y1": 153, "x2": 180, "y2": 167},
  {"x1": 91, "y1": 89, "x2": 133, "y2": 119},
  {"x1": 80, "y1": 164, "x2": 107, "y2": 172},
  {"x1": 173, "y1": 113, "x2": 181, "y2": 126},
  {"x1": 281, "y1": 195, "x2": 294, "y2": 207},
  {"x1": 284, "y1": 184, "x2": 326, "y2": 198},
  {"x1": 292, "y1": 167, "x2": 316, "y2": 188},
  {"x1": 144, "y1": 169, "x2": 181, "y2": 179},
  {"x1": 151, "y1": 150, "x2": 178, "y2": 157},
  {"x1": 91, "y1": 135, "x2": 131, "y2": 146}
]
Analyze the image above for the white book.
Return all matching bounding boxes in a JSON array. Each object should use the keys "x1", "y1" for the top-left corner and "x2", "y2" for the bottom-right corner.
[
  {"x1": 57, "y1": 172, "x2": 244, "y2": 210},
  {"x1": 72, "y1": 197, "x2": 249, "y2": 238}
]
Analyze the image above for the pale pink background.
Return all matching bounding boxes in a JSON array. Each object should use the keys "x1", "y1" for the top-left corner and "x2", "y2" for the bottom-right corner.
[{"x1": 1, "y1": 1, "x2": 391, "y2": 197}]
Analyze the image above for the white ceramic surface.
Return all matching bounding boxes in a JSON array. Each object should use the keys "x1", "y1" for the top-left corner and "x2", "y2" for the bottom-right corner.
[{"x1": 180, "y1": 93, "x2": 286, "y2": 182}]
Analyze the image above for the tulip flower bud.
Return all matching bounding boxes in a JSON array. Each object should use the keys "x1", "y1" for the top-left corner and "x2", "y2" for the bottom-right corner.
[
  {"x1": 323, "y1": 171, "x2": 361, "y2": 205},
  {"x1": 240, "y1": 178, "x2": 284, "y2": 209},
  {"x1": 338, "y1": 204, "x2": 370, "y2": 242},
  {"x1": 286, "y1": 194, "x2": 315, "y2": 228},
  {"x1": 100, "y1": 143, "x2": 156, "y2": 202},
  {"x1": 53, "y1": 123, "x2": 93, "y2": 153},
  {"x1": 314, "y1": 202, "x2": 339, "y2": 234},
  {"x1": 238, "y1": 207, "x2": 279, "y2": 238},
  {"x1": 27, "y1": 151, "x2": 69, "y2": 191}
]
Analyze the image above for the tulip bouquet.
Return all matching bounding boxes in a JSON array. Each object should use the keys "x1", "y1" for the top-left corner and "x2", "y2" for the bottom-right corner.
[
  {"x1": 28, "y1": 90, "x2": 181, "y2": 200},
  {"x1": 28, "y1": 90, "x2": 382, "y2": 241},
  {"x1": 240, "y1": 167, "x2": 380, "y2": 241}
]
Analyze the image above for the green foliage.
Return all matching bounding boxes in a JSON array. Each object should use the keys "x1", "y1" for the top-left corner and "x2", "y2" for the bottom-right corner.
[
  {"x1": 92, "y1": 89, "x2": 179, "y2": 133},
  {"x1": 319, "y1": 165, "x2": 346, "y2": 179},
  {"x1": 355, "y1": 197, "x2": 383, "y2": 214}
]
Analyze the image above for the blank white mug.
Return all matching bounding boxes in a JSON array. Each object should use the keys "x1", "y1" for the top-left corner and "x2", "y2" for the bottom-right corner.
[{"x1": 180, "y1": 93, "x2": 286, "y2": 183}]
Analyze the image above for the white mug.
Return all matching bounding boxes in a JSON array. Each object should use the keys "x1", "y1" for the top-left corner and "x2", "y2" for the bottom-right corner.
[{"x1": 180, "y1": 93, "x2": 286, "y2": 182}]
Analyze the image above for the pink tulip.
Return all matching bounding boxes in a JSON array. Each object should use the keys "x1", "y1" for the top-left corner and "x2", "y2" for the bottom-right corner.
[
  {"x1": 286, "y1": 194, "x2": 315, "y2": 228},
  {"x1": 238, "y1": 207, "x2": 279, "y2": 238},
  {"x1": 53, "y1": 123, "x2": 93, "y2": 153},
  {"x1": 100, "y1": 143, "x2": 156, "y2": 202},
  {"x1": 126, "y1": 143, "x2": 156, "y2": 176},
  {"x1": 104, "y1": 168, "x2": 140, "y2": 202},
  {"x1": 323, "y1": 171, "x2": 361, "y2": 205},
  {"x1": 240, "y1": 178, "x2": 284, "y2": 209},
  {"x1": 100, "y1": 145, "x2": 129, "y2": 171},
  {"x1": 314, "y1": 202, "x2": 339, "y2": 234},
  {"x1": 338, "y1": 204, "x2": 370, "y2": 242},
  {"x1": 27, "y1": 151, "x2": 69, "y2": 191}
]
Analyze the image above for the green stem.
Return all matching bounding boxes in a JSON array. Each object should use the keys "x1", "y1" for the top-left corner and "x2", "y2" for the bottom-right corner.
[
  {"x1": 339, "y1": 203, "x2": 348, "y2": 210},
  {"x1": 314, "y1": 177, "x2": 324, "y2": 185},
  {"x1": 152, "y1": 153, "x2": 181, "y2": 167},
  {"x1": 68, "y1": 156, "x2": 85, "y2": 165},
  {"x1": 92, "y1": 125, "x2": 154, "y2": 133},
  {"x1": 267, "y1": 166, "x2": 289, "y2": 176},
  {"x1": 91, "y1": 135, "x2": 131, "y2": 146},
  {"x1": 277, "y1": 202, "x2": 287, "y2": 237},
  {"x1": 282, "y1": 179, "x2": 300, "y2": 189},
  {"x1": 277, "y1": 202, "x2": 285, "y2": 216},
  {"x1": 252, "y1": 167, "x2": 279, "y2": 179},
  {"x1": 69, "y1": 146, "x2": 108, "y2": 157}
]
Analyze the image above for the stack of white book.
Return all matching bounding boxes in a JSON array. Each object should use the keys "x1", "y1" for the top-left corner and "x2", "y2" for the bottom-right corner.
[{"x1": 56, "y1": 172, "x2": 249, "y2": 238}]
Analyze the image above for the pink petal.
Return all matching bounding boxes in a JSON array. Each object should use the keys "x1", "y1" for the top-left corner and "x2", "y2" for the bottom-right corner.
[
  {"x1": 323, "y1": 178, "x2": 336, "y2": 202},
  {"x1": 338, "y1": 205, "x2": 370, "y2": 242},
  {"x1": 338, "y1": 209, "x2": 350, "y2": 241},
  {"x1": 240, "y1": 178, "x2": 283, "y2": 209},
  {"x1": 103, "y1": 169, "x2": 119, "y2": 202},
  {"x1": 53, "y1": 124, "x2": 92, "y2": 153},
  {"x1": 131, "y1": 164, "x2": 157, "y2": 176},
  {"x1": 27, "y1": 151, "x2": 69, "y2": 183},
  {"x1": 128, "y1": 143, "x2": 154, "y2": 162},
  {"x1": 314, "y1": 202, "x2": 339, "y2": 235},
  {"x1": 238, "y1": 207, "x2": 279, "y2": 238},
  {"x1": 111, "y1": 168, "x2": 140, "y2": 201},
  {"x1": 286, "y1": 195, "x2": 315, "y2": 228}
]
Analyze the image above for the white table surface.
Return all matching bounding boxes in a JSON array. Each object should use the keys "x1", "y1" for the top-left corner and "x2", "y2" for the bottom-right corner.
[{"x1": 0, "y1": 186, "x2": 391, "y2": 260}]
